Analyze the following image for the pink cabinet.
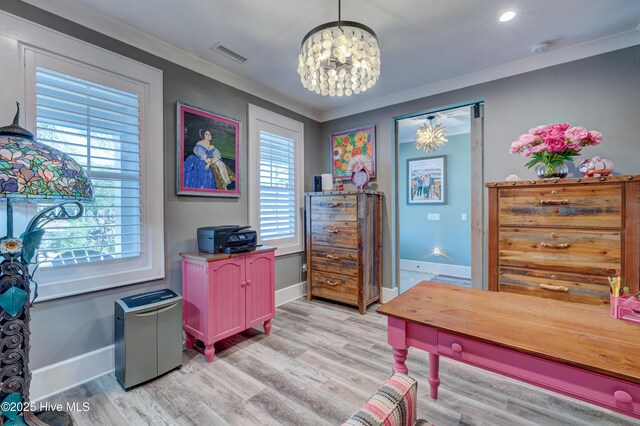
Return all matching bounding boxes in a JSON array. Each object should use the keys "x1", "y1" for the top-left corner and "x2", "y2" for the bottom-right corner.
[{"x1": 181, "y1": 247, "x2": 275, "y2": 362}]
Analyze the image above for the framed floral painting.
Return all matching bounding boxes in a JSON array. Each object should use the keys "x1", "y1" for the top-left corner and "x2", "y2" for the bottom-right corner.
[
  {"x1": 331, "y1": 125, "x2": 376, "y2": 180},
  {"x1": 177, "y1": 102, "x2": 240, "y2": 197}
]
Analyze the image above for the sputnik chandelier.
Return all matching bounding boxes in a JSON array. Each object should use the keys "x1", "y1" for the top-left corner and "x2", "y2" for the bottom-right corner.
[
  {"x1": 415, "y1": 115, "x2": 448, "y2": 153},
  {"x1": 297, "y1": 0, "x2": 380, "y2": 97}
]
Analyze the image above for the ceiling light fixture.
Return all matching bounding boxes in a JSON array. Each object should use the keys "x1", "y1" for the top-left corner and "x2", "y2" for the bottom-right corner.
[
  {"x1": 297, "y1": 0, "x2": 380, "y2": 97},
  {"x1": 499, "y1": 11, "x2": 516, "y2": 22},
  {"x1": 415, "y1": 115, "x2": 448, "y2": 153}
]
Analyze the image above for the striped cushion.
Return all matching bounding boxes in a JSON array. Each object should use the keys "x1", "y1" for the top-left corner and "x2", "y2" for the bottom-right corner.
[{"x1": 343, "y1": 373, "x2": 431, "y2": 426}]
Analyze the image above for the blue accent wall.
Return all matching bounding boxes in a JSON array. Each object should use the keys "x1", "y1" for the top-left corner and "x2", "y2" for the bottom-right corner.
[{"x1": 399, "y1": 133, "x2": 471, "y2": 266}]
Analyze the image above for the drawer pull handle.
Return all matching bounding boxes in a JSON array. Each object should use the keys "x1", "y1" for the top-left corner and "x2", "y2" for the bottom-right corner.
[
  {"x1": 326, "y1": 254, "x2": 340, "y2": 260},
  {"x1": 326, "y1": 280, "x2": 338, "y2": 286},
  {"x1": 451, "y1": 343, "x2": 463, "y2": 354},
  {"x1": 540, "y1": 284, "x2": 569, "y2": 292},
  {"x1": 327, "y1": 227, "x2": 340, "y2": 234},
  {"x1": 540, "y1": 199, "x2": 569, "y2": 205},
  {"x1": 614, "y1": 390, "x2": 633, "y2": 404},
  {"x1": 246, "y1": 279, "x2": 252, "y2": 286},
  {"x1": 328, "y1": 202, "x2": 340, "y2": 207},
  {"x1": 241, "y1": 281, "x2": 247, "y2": 288},
  {"x1": 540, "y1": 242, "x2": 570, "y2": 249}
]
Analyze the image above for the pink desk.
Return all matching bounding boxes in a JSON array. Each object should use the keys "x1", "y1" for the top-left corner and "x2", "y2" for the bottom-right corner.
[{"x1": 377, "y1": 281, "x2": 640, "y2": 420}]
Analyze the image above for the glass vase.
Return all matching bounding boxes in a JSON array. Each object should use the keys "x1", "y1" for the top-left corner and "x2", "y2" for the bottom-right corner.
[{"x1": 536, "y1": 162, "x2": 569, "y2": 179}]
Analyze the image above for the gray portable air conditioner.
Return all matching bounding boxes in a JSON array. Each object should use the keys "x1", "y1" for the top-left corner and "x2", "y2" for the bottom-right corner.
[{"x1": 115, "y1": 289, "x2": 183, "y2": 390}]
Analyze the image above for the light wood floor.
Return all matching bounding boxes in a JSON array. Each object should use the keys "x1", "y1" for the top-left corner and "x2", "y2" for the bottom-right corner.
[{"x1": 46, "y1": 298, "x2": 639, "y2": 426}]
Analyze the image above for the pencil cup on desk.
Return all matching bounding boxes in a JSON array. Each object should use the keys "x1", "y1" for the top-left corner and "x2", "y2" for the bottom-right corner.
[{"x1": 609, "y1": 294, "x2": 618, "y2": 318}]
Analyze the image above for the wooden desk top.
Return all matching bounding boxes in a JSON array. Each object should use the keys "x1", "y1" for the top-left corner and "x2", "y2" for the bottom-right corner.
[
  {"x1": 180, "y1": 246, "x2": 276, "y2": 262},
  {"x1": 377, "y1": 281, "x2": 640, "y2": 384}
]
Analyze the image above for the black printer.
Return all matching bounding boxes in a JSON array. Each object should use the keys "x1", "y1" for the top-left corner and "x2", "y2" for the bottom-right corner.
[{"x1": 197, "y1": 225, "x2": 259, "y2": 254}]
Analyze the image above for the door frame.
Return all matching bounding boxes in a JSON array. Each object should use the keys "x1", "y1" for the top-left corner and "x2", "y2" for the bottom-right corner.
[{"x1": 392, "y1": 100, "x2": 485, "y2": 291}]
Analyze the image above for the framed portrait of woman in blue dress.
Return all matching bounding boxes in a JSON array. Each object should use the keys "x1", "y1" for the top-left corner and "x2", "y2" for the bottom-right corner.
[{"x1": 177, "y1": 102, "x2": 240, "y2": 197}]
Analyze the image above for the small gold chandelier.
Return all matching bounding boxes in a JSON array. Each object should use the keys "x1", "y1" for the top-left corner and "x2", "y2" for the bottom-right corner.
[{"x1": 415, "y1": 115, "x2": 448, "y2": 153}]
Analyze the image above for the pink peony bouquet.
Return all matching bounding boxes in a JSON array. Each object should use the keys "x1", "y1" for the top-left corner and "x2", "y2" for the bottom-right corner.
[{"x1": 510, "y1": 123, "x2": 602, "y2": 174}]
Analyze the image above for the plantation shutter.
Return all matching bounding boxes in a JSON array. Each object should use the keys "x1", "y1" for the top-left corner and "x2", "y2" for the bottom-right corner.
[
  {"x1": 34, "y1": 66, "x2": 142, "y2": 265},
  {"x1": 259, "y1": 130, "x2": 296, "y2": 242}
]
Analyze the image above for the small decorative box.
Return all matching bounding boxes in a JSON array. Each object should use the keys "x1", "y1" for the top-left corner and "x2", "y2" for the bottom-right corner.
[{"x1": 610, "y1": 294, "x2": 640, "y2": 325}]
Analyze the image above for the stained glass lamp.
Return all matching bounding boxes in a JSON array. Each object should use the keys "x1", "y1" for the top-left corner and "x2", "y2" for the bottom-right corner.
[{"x1": 0, "y1": 103, "x2": 93, "y2": 425}]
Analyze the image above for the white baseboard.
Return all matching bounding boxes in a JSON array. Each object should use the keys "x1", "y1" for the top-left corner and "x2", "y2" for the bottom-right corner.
[
  {"x1": 275, "y1": 281, "x2": 307, "y2": 307},
  {"x1": 28, "y1": 282, "x2": 306, "y2": 401},
  {"x1": 381, "y1": 286, "x2": 399, "y2": 303},
  {"x1": 400, "y1": 259, "x2": 471, "y2": 279},
  {"x1": 31, "y1": 345, "x2": 114, "y2": 402}
]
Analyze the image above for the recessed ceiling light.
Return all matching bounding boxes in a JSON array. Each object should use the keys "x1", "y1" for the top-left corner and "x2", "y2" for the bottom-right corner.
[{"x1": 499, "y1": 11, "x2": 516, "y2": 22}]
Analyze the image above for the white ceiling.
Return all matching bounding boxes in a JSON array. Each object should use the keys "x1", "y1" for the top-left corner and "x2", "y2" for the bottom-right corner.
[
  {"x1": 398, "y1": 106, "x2": 471, "y2": 144},
  {"x1": 22, "y1": 0, "x2": 640, "y2": 121}
]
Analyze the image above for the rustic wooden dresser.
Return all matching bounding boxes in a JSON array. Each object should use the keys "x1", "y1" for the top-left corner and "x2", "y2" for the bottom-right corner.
[
  {"x1": 305, "y1": 191, "x2": 383, "y2": 314},
  {"x1": 487, "y1": 175, "x2": 640, "y2": 306}
]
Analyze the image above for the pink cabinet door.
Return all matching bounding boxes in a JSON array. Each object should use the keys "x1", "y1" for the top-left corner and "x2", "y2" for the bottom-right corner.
[
  {"x1": 245, "y1": 251, "x2": 275, "y2": 328},
  {"x1": 208, "y1": 257, "x2": 246, "y2": 341}
]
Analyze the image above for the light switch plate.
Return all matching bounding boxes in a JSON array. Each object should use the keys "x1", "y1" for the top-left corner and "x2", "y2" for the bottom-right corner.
[
  {"x1": 427, "y1": 213, "x2": 440, "y2": 221},
  {"x1": 461, "y1": 213, "x2": 468, "y2": 221}
]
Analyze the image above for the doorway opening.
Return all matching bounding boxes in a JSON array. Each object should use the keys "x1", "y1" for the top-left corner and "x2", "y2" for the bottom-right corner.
[{"x1": 394, "y1": 102, "x2": 484, "y2": 293}]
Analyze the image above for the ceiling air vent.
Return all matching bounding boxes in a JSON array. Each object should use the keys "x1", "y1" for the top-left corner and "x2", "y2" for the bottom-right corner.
[{"x1": 211, "y1": 43, "x2": 248, "y2": 64}]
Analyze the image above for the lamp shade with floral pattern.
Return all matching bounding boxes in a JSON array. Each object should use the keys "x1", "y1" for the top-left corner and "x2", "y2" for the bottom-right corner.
[{"x1": 0, "y1": 103, "x2": 93, "y2": 201}]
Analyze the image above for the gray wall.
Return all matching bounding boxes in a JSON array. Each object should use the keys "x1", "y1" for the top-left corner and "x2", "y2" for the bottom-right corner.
[
  {"x1": 0, "y1": 0, "x2": 322, "y2": 368},
  {"x1": 399, "y1": 134, "x2": 471, "y2": 267},
  {"x1": 321, "y1": 45, "x2": 640, "y2": 289}
]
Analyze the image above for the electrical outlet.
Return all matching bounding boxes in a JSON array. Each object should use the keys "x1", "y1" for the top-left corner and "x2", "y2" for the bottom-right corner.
[
  {"x1": 427, "y1": 213, "x2": 440, "y2": 221},
  {"x1": 461, "y1": 213, "x2": 468, "y2": 221},
  {"x1": 301, "y1": 263, "x2": 307, "y2": 273}
]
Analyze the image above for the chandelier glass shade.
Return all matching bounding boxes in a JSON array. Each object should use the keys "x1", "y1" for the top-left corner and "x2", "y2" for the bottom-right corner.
[
  {"x1": 415, "y1": 116, "x2": 448, "y2": 153},
  {"x1": 297, "y1": 2, "x2": 380, "y2": 97}
]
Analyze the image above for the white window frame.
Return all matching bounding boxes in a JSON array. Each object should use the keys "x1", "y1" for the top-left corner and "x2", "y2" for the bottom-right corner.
[
  {"x1": 0, "y1": 11, "x2": 164, "y2": 301},
  {"x1": 248, "y1": 104, "x2": 304, "y2": 256}
]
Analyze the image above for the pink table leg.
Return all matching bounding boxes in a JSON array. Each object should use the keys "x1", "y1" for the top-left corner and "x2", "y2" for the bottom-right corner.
[
  {"x1": 392, "y1": 347, "x2": 409, "y2": 374},
  {"x1": 428, "y1": 352, "x2": 440, "y2": 399},
  {"x1": 185, "y1": 333, "x2": 195, "y2": 350},
  {"x1": 204, "y1": 344, "x2": 215, "y2": 363},
  {"x1": 264, "y1": 319, "x2": 272, "y2": 335}
]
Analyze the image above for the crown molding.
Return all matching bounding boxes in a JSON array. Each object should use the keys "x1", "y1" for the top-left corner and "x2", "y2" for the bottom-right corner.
[
  {"x1": 17, "y1": 1, "x2": 640, "y2": 124},
  {"x1": 317, "y1": 28, "x2": 640, "y2": 122},
  {"x1": 19, "y1": 0, "x2": 323, "y2": 122}
]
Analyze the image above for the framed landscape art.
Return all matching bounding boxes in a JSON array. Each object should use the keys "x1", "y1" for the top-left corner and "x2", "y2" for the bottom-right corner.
[
  {"x1": 331, "y1": 125, "x2": 376, "y2": 180},
  {"x1": 177, "y1": 102, "x2": 240, "y2": 197},
  {"x1": 407, "y1": 155, "x2": 446, "y2": 204}
]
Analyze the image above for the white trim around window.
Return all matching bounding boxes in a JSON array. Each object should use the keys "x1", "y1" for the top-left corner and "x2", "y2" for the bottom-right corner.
[
  {"x1": 0, "y1": 11, "x2": 164, "y2": 300},
  {"x1": 248, "y1": 104, "x2": 304, "y2": 256}
]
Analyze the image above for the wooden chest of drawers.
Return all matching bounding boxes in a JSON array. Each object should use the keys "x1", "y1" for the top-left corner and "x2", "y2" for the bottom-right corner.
[
  {"x1": 487, "y1": 175, "x2": 640, "y2": 306},
  {"x1": 305, "y1": 191, "x2": 383, "y2": 314}
]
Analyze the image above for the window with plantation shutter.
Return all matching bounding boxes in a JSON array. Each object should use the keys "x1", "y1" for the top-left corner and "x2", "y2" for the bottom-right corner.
[
  {"x1": 0, "y1": 28, "x2": 165, "y2": 300},
  {"x1": 249, "y1": 105, "x2": 304, "y2": 255},
  {"x1": 34, "y1": 66, "x2": 142, "y2": 264},
  {"x1": 259, "y1": 131, "x2": 296, "y2": 242}
]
